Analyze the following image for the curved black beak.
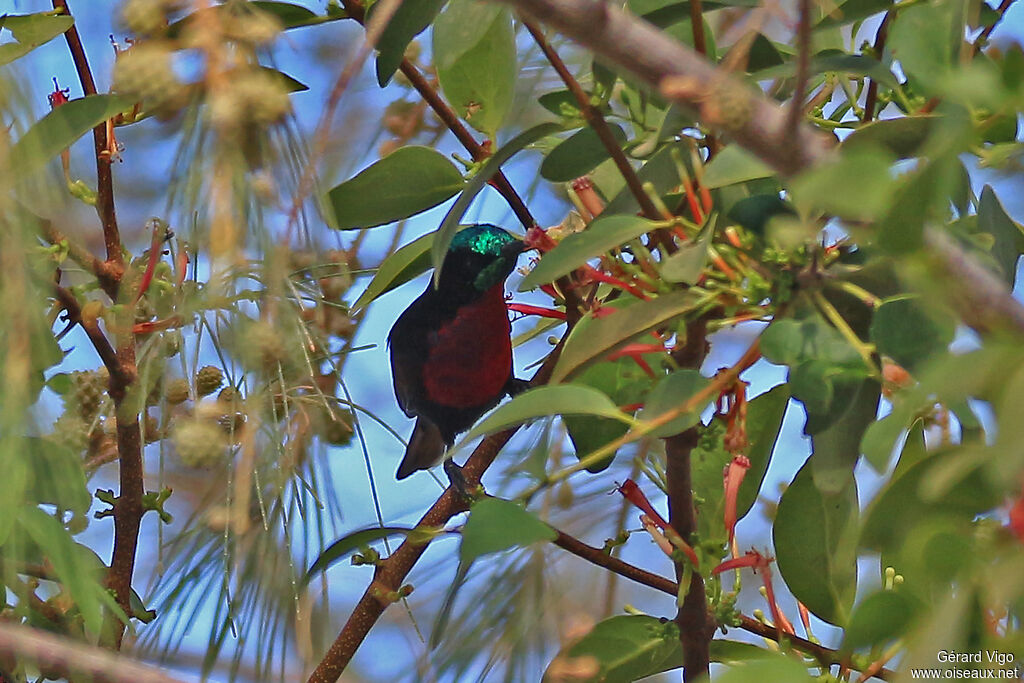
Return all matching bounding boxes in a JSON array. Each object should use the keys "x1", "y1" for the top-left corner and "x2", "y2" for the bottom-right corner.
[{"x1": 502, "y1": 239, "x2": 526, "y2": 259}]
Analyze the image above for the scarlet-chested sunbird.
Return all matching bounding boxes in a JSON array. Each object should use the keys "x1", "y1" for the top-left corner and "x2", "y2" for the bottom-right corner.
[{"x1": 388, "y1": 224, "x2": 527, "y2": 479}]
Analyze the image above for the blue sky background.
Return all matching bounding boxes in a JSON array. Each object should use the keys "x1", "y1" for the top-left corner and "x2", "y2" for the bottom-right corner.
[{"x1": 7, "y1": 0, "x2": 1024, "y2": 680}]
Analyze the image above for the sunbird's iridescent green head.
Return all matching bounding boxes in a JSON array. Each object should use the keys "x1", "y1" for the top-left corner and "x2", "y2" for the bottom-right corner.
[{"x1": 442, "y1": 224, "x2": 524, "y2": 293}]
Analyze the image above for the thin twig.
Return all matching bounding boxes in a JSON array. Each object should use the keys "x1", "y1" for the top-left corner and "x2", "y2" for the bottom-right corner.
[
  {"x1": 974, "y1": 0, "x2": 1015, "y2": 53},
  {"x1": 688, "y1": 0, "x2": 707, "y2": 56},
  {"x1": 53, "y1": 286, "x2": 133, "y2": 387},
  {"x1": 786, "y1": 0, "x2": 812, "y2": 142},
  {"x1": 39, "y1": 219, "x2": 120, "y2": 296},
  {"x1": 522, "y1": 19, "x2": 662, "y2": 222},
  {"x1": 51, "y1": 0, "x2": 123, "y2": 270},
  {"x1": 0, "y1": 621, "x2": 188, "y2": 683},
  {"x1": 862, "y1": 12, "x2": 892, "y2": 123}
]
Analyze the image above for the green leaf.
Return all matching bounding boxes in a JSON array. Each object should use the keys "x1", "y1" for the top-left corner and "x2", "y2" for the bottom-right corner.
[
  {"x1": 538, "y1": 90, "x2": 582, "y2": 118},
  {"x1": 564, "y1": 358, "x2": 652, "y2": 472},
  {"x1": 18, "y1": 507, "x2": 109, "y2": 634},
  {"x1": 546, "y1": 615, "x2": 684, "y2": 683},
  {"x1": 353, "y1": 232, "x2": 434, "y2": 311},
  {"x1": 327, "y1": 146, "x2": 465, "y2": 230},
  {"x1": 807, "y1": 377, "x2": 879, "y2": 492},
  {"x1": 168, "y1": 2, "x2": 344, "y2": 35},
  {"x1": 540, "y1": 124, "x2": 628, "y2": 182},
  {"x1": 603, "y1": 141, "x2": 692, "y2": 216},
  {"x1": 815, "y1": 0, "x2": 893, "y2": 28},
  {"x1": 843, "y1": 116, "x2": 938, "y2": 159},
  {"x1": 727, "y1": 194, "x2": 795, "y2": 237},
  {"x1": 843, "y1": 589, "x2": 919, "y2": 652},
  {"x1": 788, "y1": 146, "x2": 897, "y2": 221},
  {"x1": 460, "y1": 498, "x2": 556, "y2": 563},
  {"x1": 433, "y1": 0, "x2": 516, "y2": 136},
  {"x1": 773, "y1": 459, "x2": 858, "y2": 625},
  {"x1": 889, "y1": 0, "x2": 962, "y2": 95},
  {"x1": 463, "y1": 385, "x2": 633, "y2": 441},
  {"x1": 10, "y1": 95, "x2": 136, "y2": 179},
  {"x1": 701, "y1": 145, "x2": 775, "y2": 189},
  {"x1": 0, "y1": 12, "x2": 75, "y2": 66},
  {"x1": 760, "y1": 316, "x2": 861, "y2": 368},
  {"x1": 551, "y1": 291, "x2": 702, "y2": 383},
  {"x1": 303, "y1": 526, "x2": 419, "y2": 586},
  {"x1": 878, "y1": 155, "x2": 963, "y2": 254},
  {"x1": 372, "y1": 0, "x2": 446, "y2": 86},
  {"x1": 641, "y1": 370, "x2": 710, "y2": 437},
  {"x1": 661, "y1": 218, "x2": 714, "y2": 284},
  {"x1": 713, "y1": 654, "x2": 816, "y2": 683},
  {"x1": 432, "y1": 122, "x2": 562, "y2": 281},
  {"x1": 860, "y1": 447, "x2": 1001, "y2": 552},
  {"x1": 977, "y1": 185, "x2": 1024, "y2": 286},
  {"x1": 870, "y1": 296, "x2": 954, "y2": 372},
  {"x1": 520, "y1": 215, "x2": 664, "y2": 291},
  {"x1": 25, "y1": 438, "x2": 89, "y2": 515},
  {"x1": 736, "y1": 384, "x2": 790, "y2": 520}
]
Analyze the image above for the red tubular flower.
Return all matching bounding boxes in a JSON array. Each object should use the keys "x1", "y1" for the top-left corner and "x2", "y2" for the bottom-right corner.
[
  {"x1": 618, "y1": 480, "x2": 699, "y2": 568},
  {"x1": 506, "y1": 303, "x2": 567, "y2": 320},
  {"x1": 48, "y1": 78, "x2": 70, "y2": 109},
  {"x1": 133, "y1": 221, "x2": 169, "y2": 306},
  {"x1": 580, "y1": 265, "x2": 652, "y2": 300},
  {"x1": 711, "y1": 550, "x2": 794, "y2": 635},
  {"x1": 798, "y1": 601, "x2": 812, "y2": 635},
  {"x1": 1009, "y1": 482, "x2": 1024, "y2": 544},
  {"x1": 617, "y1": 479, "x2": 669, "y2": 530},
  {"x1": 722, "y1": 455, "x2": 751, "y2": 549}
]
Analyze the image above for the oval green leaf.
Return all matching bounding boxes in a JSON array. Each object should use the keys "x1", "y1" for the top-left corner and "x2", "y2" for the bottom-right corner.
[
  {"x1": 773, "y1": 459, "x2": 858, "y2": 626},
  {"x1": 640, "y1": 370, "x2": 710, "y2": 437},
  {"x1": 0, "y1": 12, "x2": 75, "y2": 67},
  {"x1": 373, "y1": 0, "x2": 446, "y2": 86},
  {"x1": 432, "y1": 0, "x2": 516, "y2": 137},
  {"x1": 463, "y1": 385, "x2": 633, "y2": 442},
  {"x1": 540, "y1": 124, "x2": 628, "y2": 182},
  {"x1": 701, "y1": 145, "x2": 775, "y2": 189},
  {"x1": 327, "y1": 146, "x2": 465, "y2": 230},
  {"x1": 546, "y1": 615, "x2": 683, "y2": 683},
  {"x1": 460, "y1": 497, "x2": 556, "y2": 563},
  {"x1": 353, "y1": 231, "x2": 434, "y2": 311}
]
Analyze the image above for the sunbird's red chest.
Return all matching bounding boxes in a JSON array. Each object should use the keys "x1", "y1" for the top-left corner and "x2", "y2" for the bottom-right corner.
[{"x1": 421, "y1": 284, "x2": 512, "y2": 408}]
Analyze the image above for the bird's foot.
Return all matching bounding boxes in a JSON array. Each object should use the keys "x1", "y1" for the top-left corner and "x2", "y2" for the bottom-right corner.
[
  {"x1": 443, "y1": 459, "x2": 478, "y2": 503},
  {"x1": 507, "y1": 377, "x2": 530, "y2": 397}
]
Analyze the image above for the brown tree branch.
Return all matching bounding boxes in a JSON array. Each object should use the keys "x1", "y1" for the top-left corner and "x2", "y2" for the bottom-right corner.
[
  {"x1": 307, "y1": 347, "x2": 564, "y2": 683},
  {"x1": 0, "y1": 621, "x2": 187, "y2": 683},
  {"x1": 53, "y1": 286, "x2": 133, "y2": 387},
  {"x1": 786, "y1": 0, "x2": 812, "y2": 142},
  {"x1": 523, "y1": 19, "x2": 662, "y2": 222},
  {"x1": 552, "y1": 529, "x2": 678, "y2": 595},
  {"x1": 495, "y1": 0, "x2": 835, "y2": 177},
  {"x1": 862, "y1": 12, "x2": 892, "y2": 123},
  {"x1": 973, "y1": 0, "x2": 1015, "y2": 53},
  {"x1": 51, "y1": 0, "x2": 123, "y2": 271},
  {"x1": 39, "y1": 220, "x2": 120, "y2": 297}
]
